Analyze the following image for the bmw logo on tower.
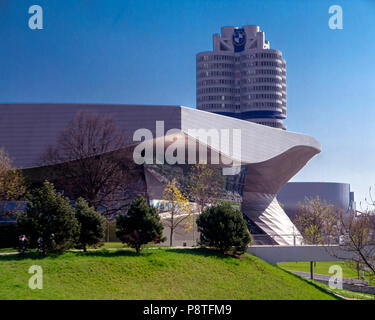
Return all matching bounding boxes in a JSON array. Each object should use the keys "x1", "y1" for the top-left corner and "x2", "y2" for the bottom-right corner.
[{"x1": 232, "y1": 28, "x2": 246, "y2": 52}]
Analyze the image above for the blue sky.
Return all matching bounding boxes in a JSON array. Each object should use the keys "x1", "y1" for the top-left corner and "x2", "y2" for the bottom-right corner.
[{"x1": 0, "y1": 0, "x2": 374, "y2": 205}]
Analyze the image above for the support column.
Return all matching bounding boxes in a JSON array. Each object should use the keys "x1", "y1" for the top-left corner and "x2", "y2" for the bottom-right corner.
[{"x1": 242, "y1": 191, "x2": 302, "y2": 245}]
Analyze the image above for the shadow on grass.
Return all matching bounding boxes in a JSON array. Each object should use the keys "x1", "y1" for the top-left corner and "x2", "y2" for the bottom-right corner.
[
  {"x1": 0, "y1": 248, "x2": 155, "y2": 261},
  {"x1": 0, "y1": 251, "x2": 63, "y2": 261},
  {"x1": 0, "y1": 247, "x2": 250, "y2": 262},
  {"x1": 73, "y1": 249, "x2": 152, "y2": 258},
  {"x1": 162, "y1": 247, "x2": 245, "y2": 260},
  {"x1": 72, "y1": 247, "x2": 236, "y2": 260}
]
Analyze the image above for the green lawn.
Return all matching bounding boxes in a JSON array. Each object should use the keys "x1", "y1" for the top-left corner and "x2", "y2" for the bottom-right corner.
[{"x1": 0, "y1": 248, "x2": 338, "y2": 300}]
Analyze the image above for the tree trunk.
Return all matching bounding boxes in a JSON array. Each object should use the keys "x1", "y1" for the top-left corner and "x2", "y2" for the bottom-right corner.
[
  {"x1": 170, "y1": 228, "x2": 174, "y2": 247},
  {"x1": 107, "y1": 221, "x2": 110, "y2": 242},
  {"x1": 357, "y1": 262, "x2": 360, "y2": 280},
  {"x1": 83, "y1": 245, "x2": 87, "y2": 252},
  {"x1": 170, "y1": 213, "x2": 174, "y2": 247}
]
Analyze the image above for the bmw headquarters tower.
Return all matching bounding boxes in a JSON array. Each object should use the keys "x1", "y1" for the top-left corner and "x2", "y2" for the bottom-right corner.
[{"x1": 197, "y1": 25, "x2": 287, "y2": 130}]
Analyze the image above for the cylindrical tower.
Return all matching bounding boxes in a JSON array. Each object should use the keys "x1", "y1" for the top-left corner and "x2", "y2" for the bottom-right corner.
[
  {"x1": 196, "y1": 52, "x2": 236, "y2": 114},
  {"x1": 197, "y1": 25, "x2": 287, "y2": 130}
]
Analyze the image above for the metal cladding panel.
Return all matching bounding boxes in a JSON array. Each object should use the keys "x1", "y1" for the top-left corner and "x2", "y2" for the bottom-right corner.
[
  {"x1": 180, "y1": 107, "x2": 321, "y2": 164},
  {"x1": 242, "y1": 192, "x2": 302, "y2": 245},
  {"x1": 0, "y1": 103, "x2": 182, "y2": 169},
  {"x1": 277, "y1": 182, "x2": 352, "y2": 218}
]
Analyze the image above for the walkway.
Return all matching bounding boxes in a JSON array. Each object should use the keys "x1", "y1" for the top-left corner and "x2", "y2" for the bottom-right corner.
[{"x1": 290, "y1": 270, "x2": 368, "y2": 286}]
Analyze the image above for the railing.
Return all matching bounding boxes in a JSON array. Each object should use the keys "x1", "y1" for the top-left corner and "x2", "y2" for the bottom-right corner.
[
  {"x1": 250, "y1": 233, "x2": 305, "y2": 245},
  {"x1": 250, "y1": 233, "x2": 356, "y2": 246}
]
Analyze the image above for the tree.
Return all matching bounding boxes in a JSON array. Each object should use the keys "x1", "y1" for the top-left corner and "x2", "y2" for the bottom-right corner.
[
  {"x1": 75, "y1": 198, "x2": 106, "y2": 252},
  {"x1": 197, "y1": 203, "x2": 250, "y2": 254},
  {"x1": 41, "y1": 112, "x2": 142, "y2": 219},
  {"x1": 186, "y1": 164, "x2": 226, "y2": 245},
  {"x1": 16, "y1": 181, "x2": 80, "y2": 254},
  {"x1": 330, "y1": 187, "x2": 375, "y2": 280},
  {"x1": 329, "y1": 210, "x2": 375, "y2": 281},
  {"x1": 116, "y1": 196, "x2": 165, "y2": 253},
  {"x1": 294, "y1": 195, "x2": 375, "y2": 280},
  {"x1": 0, "y1": 148, "x2": 25, "y2": 217},
  {"x1": 163, "y1": 179, "x2": 193, "y2": 246},
  {"x1": 293, "y1": 197, "x2": 339, "y2": 245},
  {"x1": 187, "y1": 164, "x2": 225, "y2": 214}
]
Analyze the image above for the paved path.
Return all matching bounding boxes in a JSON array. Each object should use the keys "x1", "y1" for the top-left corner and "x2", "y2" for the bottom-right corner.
[
  {"x1": 290, "y1": 270, "x2": 368, "y2": 285},
  {"x1": 0, "y1": 251, "x2": 18, "y2": 255}
]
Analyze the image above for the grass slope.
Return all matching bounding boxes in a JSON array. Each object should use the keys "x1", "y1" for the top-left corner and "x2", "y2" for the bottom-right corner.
[{"x1": 0, "y1": 248, "x2": 337, "y2": 300}]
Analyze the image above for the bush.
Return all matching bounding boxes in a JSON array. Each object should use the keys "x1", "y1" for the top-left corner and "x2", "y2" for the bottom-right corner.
[
  {"x1": 116, "y1": 196, "x2": 165, "y2": 253},
  {"x1": 75, "y1": 198, "x2": 106, "y2": 252},
  {"x1": 16, "y1": 181, "x2": 80, "y2": 254},
  {"x1": 197, "y1": 203, "x2": 250, "y2": 254}
]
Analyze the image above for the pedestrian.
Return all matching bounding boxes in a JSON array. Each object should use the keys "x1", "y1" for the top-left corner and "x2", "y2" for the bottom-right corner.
[
  {"x1": 37, "y1": 237, "x2": 45, "y2": 255},
  {"x1": 18, "y1": 234, "x2": 27, "y2": 254}
]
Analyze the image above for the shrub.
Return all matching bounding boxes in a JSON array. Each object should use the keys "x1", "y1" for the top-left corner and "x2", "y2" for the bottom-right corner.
[
  {"x1": 197, "y1": 203, "x2": 250, "y2": 254},
  {"x1": 116, "y1": 196, "x2": 165, "y2": 253},
  {"x1": 16, "y1": 181, "x2": 80, "y2": 254},
  {"x1": 75, "y1": 198, "x2": 106, "y2": 252}
]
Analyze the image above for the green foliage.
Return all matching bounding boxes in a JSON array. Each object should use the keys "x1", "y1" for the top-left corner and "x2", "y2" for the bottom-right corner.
[
  {"x1": 197, "y1": 203, "x2": 250, "y2": 254},
  {"x1": 0, "y1": 148, "x2": 26, "y2": 217},
  {"x1": 294, "y1": 196, "x2": 338, "y2": 245},
  {"x1": 75, "y1": 198, "x2": 106, "y2": 252},
  {"x1": 116, "y1": 196, "x2": 165, "y2": 253},
  {"x1": 163, "y1": 179, "x2": 193, "y2": 246},
  {"x1": 16, "y1": 181, "x2": 80, "y2": 254}
]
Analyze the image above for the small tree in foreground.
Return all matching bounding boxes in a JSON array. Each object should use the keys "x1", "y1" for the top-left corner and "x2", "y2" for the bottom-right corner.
[
  {"x1": 187, "y1": 164, "x2": 225, "y2": 214},
  {"x1": 75, "y1": 198, "x2": 106, "y2": 252},
  {"x1": 163, "y1": 179, "x2": 193, "y2": 246},
  {"x1": 0, "y1": 148, "x2": 25, "y2": 217},
  {"x1": 197, "y1": 203, "x2": 250, "y2": 254},
  {"x1": 294, "y1": 197, "x2": 339, "y2": 245},
  {"x1": 116, "y1": 196, "x2": 165, "y2": 253},
  {"x1": 16, "y1": 181, "x2": 80, "y2": 254},
  {"x1": 327, "y1": 210, "x2": 375, "y2": 282}
]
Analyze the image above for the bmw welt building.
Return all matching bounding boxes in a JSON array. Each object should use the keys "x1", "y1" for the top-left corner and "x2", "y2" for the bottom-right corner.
[{"x1": 0, "y1": 103, "x2": 321, "y2": 245}]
